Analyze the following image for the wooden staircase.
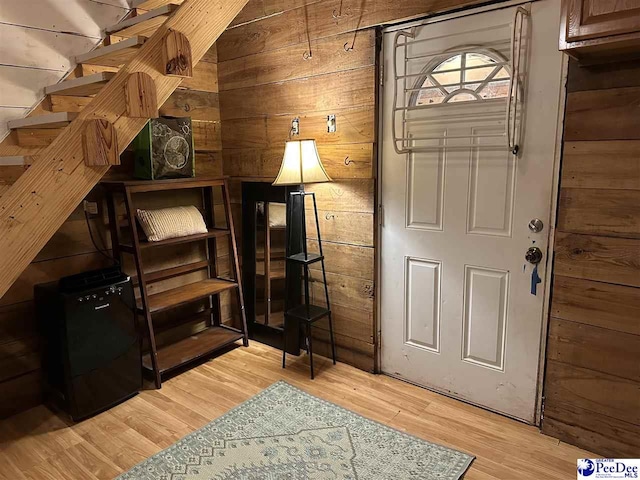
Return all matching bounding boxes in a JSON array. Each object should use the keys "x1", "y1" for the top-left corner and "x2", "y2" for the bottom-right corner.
[{"x1": 0, "y1": 0, "x2": 248, "y2": 298}]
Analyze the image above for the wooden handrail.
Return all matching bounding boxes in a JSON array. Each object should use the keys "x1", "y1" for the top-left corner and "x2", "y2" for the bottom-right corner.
[{"x1": 0, "y1": 0, "x2": 249, "y2": 298}]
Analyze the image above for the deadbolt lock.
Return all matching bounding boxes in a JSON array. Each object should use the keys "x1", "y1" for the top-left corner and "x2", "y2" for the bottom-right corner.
[
  {"x1": 525, "y1": 247, "x2": 543, "y2": 264},
  {"x1": 528, "y1": 218, "x2": 544, "y2": 233}
]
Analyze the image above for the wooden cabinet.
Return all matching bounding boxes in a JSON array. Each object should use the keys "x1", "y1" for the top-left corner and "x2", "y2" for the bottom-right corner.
[{"x1": 560, "y1": 0, "x2": 640, "y2": 63}]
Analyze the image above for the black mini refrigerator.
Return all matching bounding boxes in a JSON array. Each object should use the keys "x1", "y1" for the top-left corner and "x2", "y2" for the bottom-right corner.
[{"x1": 35, "y1": 267, "x2": 141, "y2": 421}]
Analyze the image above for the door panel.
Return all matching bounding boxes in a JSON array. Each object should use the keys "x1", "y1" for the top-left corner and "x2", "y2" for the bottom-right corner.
[
  {"x1": 407, "y1": 146, "x2": 445, "y2": 230},
  {"x1": 467, "y1": 134, "x2": 516, "y2": 236},
  {"x1": 405, "y1": 257, "x2": 441, "y2": 352},
  {"x1": 462, "y1": 265, "x2": 508, "y2": 370},
  {"x1": 380, "y1": 1, "x2": 564, "y2": 423}
]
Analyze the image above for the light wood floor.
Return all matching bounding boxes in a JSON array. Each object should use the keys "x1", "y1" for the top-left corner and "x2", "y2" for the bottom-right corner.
[{"x1": 0, "y1": 342, "x2": 591, "y2": 479}]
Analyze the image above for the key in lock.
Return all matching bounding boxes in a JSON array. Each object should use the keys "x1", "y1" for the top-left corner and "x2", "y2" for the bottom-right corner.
[
  {"x1": 526, "y1": 247, "x2": 543, "y2": 295},
  {"x1": 525, "y1": 246, "x2": 543, "y2": 264}
]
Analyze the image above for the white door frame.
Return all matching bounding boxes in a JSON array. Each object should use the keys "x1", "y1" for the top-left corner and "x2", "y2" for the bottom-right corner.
[{"x1": 374, "y1": 0, "x2": 569, "y2": 425}]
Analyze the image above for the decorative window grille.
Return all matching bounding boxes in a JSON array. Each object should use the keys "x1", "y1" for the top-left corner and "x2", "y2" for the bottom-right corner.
[{"x1": 392, "y1": 7, "x2": 530, "y2": 155}]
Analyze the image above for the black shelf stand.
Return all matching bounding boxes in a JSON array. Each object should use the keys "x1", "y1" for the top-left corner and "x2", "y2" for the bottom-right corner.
[{"x1": 282, "y1": 190, "x2": 336, "y2": 379}]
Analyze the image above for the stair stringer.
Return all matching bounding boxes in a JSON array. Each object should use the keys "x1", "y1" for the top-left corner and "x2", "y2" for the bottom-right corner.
[{"x1": 0, "y1": 0, "x2": 249, "y2": 298}]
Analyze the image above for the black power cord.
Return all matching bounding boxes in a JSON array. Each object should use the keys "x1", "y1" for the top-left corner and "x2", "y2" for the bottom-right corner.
[{"x1": 84, "y1": 209, "x2": 118, "y2": 265}]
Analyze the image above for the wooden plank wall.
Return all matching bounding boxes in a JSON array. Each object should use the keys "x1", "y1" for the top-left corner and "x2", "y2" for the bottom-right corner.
[
  {"x1": 217, "y1": 0, "x2": 489, "y2": 371},
  {"x1": 0, "y1": 44, "x2": 224, "y2": 419},
  {"x1": 541, "y1": 59, "x2": 640, "y2": 457},
  {"x1": 0, "y1": 0, "x2": 130, "y2": 141}
]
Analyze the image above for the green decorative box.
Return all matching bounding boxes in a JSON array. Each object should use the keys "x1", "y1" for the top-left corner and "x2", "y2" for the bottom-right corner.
[{"x1": 133, "y1": 117, "x2": 195, "y2": 180}]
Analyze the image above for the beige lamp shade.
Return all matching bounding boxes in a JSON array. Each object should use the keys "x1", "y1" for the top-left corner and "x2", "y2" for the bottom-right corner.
[{"x1": 272, "y1": 139, "x2": 332, "y2": 186}]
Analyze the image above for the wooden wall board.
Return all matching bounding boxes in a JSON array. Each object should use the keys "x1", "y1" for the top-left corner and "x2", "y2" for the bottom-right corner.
[
  {"x1": 546, "y1": 57, "x2": 640, "y2": 456},
  {"x1": 222, "y1": 143, "x2": 373, "y2": 179},
  {"x1": 219, "y1": 30, "x2": 376, "y2": 91},
  {"x1": 218, "y1": 0, "x2": 487, "y2": 61},
  {"x1": 48, "y1": 90, "x2": 222, "y2": 123},
  {"x1": 229, "y1": 0, "x2": 320, "y2": 28},
  {"x1": 542, "y1": 413, "x2": 640, "y2": 459},
  {"x1": 313, "y1": 302, "x2": 374, "y2": 344},
  {"x1": 311, "y1": 328, "x2": 375, "y2": 372},
  {"x1": 0, "y1": 370, "x2": 42, "y2": 419},
  {"x1": 557, "y1": 188, "x2": 640, "y2": 238},
  {"x1": 0, "y1": 348, "x2": 40, "y2": 385},
  {"x1": 547, "y1": 318, "x2": 640, "y2": 382},
  {"x1": 551, "y1": 276, "x2": 640, "y2": 335},
  {"x1": 553, "y1": 232, "x2": 640, "y2": 288},
  {"x1": 564, "y1": 87, "x2": 640, "y2": 141},
  {"x1": 306, "y1": 240, "x2": 374, "y2": 280},
  {"x1": 220, "y1": 67, "x2": 375, "y2": 120},
  {"x1": 318, "y1": 144, "x2": 375, "y2": 179},
  {"x1": 34, "y1": 207, "x2": 111, "y2": 262},
  {"x1": 561, "y1": 141, "x2": 640, "y2": 190},
  {"x1": 221, "y1": 106, "x2": 375, "y2": 148},
  {"x1": 217, "y1": 0, "x2": 502, "y2": 375},
  {"x1": 0, "y1": 252, "x2": 109, "y2": 307},
  {"x1": 308, "y1": 273, "x2": 373, "y2": 317},
  {"x1": 192, "y1": 121, "x2": 222, "y2": 152},
  {"x1": 0, "y1": 302, "x2": 36, "y2": 343},
  {"x1": 201, "y1": 45, "x2": 218, "y2": 64},
  {"x1": 305, "y1": 180, "x2": 374, "y2": 213},
  {"x1": 567, "y1": 58, "x2": 640, "y2": 92},
  {"x1": 158, "y1": 91, "x2": 221, "y2": 122},
  {"x1": 218, "y1": 4, "x2": 379, "y2": 372},
  {"x1": 305, "y1": 210, "x2": 374, "y2": 246},
  {"x1": 194, "y1": 152, "x2": 223, "y2": 177},
  {"x1": 181, "y1": 62, "x2": 219, "y2": 93},
  {"x1": 543, "y1": 360, "x2": 640, "y2": 426}
]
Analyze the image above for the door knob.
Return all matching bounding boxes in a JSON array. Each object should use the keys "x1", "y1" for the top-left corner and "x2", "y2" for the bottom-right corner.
[{"x1": 525, "y1": 247, "x2": 543, "y2": 264}]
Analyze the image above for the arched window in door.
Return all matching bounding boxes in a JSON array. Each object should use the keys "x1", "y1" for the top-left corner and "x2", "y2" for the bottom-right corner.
[{"x1": 412, "y1": 50, "x2": 510, "y2": 106}]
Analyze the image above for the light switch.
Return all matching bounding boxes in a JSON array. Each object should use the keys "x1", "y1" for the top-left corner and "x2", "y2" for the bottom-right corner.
[{"x1": 327, "y1": 114, "x2": 336, "y2": 133}]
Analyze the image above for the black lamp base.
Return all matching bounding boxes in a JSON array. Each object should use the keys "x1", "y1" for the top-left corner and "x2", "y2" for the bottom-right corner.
[{"x1": 282, "y1": 189, "x2": 336, "y2": 379}]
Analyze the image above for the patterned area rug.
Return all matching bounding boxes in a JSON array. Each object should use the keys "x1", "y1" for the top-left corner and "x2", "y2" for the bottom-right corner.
[{"x1": 118, "y1": 381, "x2": 474, "y2": 479}]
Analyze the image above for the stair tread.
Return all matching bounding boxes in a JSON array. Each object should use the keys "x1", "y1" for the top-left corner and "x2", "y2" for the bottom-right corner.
[
  {"x1": 75, "y1": 36, "x2": 146, "y2": 67},
  {"x1": 8, "y1": 112, "x2": 78, "y2": 130},
  {"x1": 45, "y1": 72, "x2": 116, "y2": 97},
  {"x1": 106, "y1": 4, "x2": 179, "y2": 38}
]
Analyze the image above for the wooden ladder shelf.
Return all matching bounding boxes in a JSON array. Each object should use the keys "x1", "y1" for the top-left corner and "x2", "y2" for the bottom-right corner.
[{"x1": 102, "y1": 177, "x2": 248, "y2": 388}]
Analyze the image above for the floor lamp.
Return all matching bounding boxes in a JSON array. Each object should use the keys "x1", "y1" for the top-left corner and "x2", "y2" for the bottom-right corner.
[{"x1": 273, "y1": 139, "x2": 336, "y2": 379}]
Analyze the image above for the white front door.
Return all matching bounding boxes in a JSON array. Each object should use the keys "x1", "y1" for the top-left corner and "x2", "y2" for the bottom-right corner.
[{"x1": 380, "y1": 1, "x2": 564, "y2": 423}]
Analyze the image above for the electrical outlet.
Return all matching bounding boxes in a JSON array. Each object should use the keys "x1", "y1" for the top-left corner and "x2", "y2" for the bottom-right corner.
[
  {"x1": 291, "y1": 117, "x2": 300, "y2": 136},
  {"x1": 83, "y1": 200, "x2": 99, "y2": 216}
]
